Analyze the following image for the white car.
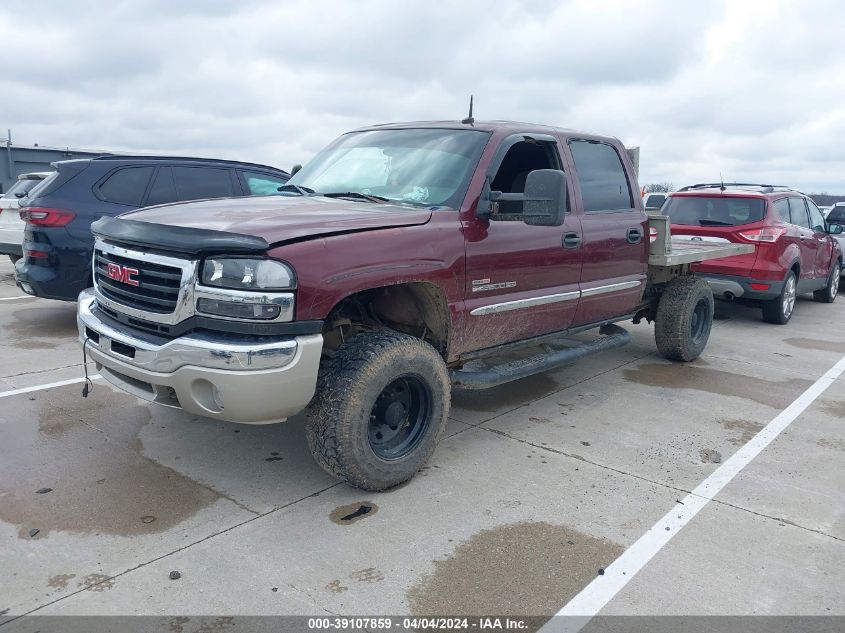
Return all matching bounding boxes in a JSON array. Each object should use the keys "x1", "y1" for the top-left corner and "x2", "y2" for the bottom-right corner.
[{"x1": 0, "y1": 172, "x2": 53, "y2": 262}]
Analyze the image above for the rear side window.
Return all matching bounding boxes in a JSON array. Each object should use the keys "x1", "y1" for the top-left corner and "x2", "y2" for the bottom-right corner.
[
  {"x1": 807, "y1": 199, "x2": 826, "y2": 232},
  {"x1": 145, "y1": 167, "x2": 178, "y2": 206},
  {"x1": 788, "y1": 198, "x2": 810, "y2": 228},
  {"x1": 172, "y1": 167, "x2": 235, "y2": 201},
  {"x1": 828, "y1": 206, "x2": 845, "y2": 224},
  {"x1": 242, "y1": 171, "x2": 288, "y2": 195},
  {"x1": 98, "y1": 167, "x2": 155, "y2": 206},
  {"x1": 773, "y1": 199, "x2": 791, "y2": 223},
  {"x1": 663, "y1": 196, "x2": 766, "y2": 226},
  {"x1": 569, "y1": 140, "x2": 633, "y2": 212}
]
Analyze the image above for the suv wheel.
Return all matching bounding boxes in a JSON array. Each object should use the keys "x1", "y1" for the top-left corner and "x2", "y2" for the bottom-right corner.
[
  {"x1": 762, "y1": 271, "x2": 797, "y2": 324},
  {"x1": 305, "y1": 330, "x2": 450, "y2": 491},
  {"x1": 813, "y1": 263, "x2": 840, "y2": 303}
]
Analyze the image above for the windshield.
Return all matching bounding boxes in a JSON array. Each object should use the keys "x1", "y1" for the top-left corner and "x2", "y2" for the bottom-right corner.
[
  {"x1": 663, "y1": 195, "x2": 766, "y2": 226},
  {"x1": 2, "y1": 177, "x2": 45, "y2": 199},
  {"x1": 287, "y1": 128, "x2": 490, "y2": 207}
]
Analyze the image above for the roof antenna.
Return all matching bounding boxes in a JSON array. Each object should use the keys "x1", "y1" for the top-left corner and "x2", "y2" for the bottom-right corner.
[
  {"x1": 719, "y1": 172, "x2": 725, "y2": 192},
  {"x1": 461, "y1": 95, "x2": 474, "y2": 126}
]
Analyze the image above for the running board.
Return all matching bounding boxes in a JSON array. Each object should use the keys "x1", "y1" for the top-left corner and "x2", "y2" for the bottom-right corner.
[{"x1": 449, "y1": 324, "x2": 630, "y2": 390}]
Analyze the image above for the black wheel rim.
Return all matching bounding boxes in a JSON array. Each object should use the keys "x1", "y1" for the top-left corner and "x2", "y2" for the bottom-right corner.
[
  {"x1": 368, "y1": 374, "x2": 433, "y2": 460},
  {"x1": 690, "y1": 298, "x2": 710, "y2": 345}
]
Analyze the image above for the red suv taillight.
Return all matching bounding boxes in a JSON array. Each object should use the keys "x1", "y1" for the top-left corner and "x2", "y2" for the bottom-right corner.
[
  {"x1": 738, "y1": 227, "x2": 786, "y2": 243},
  {"x1": 19, "y1": 207, "x2": 76, "y2": 227}
]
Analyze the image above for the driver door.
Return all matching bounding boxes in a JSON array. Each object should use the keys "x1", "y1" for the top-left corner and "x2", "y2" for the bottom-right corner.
[{"x1": 461, "y1": 133, "x2": 582, "y2": 352}]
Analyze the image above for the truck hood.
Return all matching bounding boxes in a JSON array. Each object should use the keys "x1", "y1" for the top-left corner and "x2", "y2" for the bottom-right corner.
[{"x1": 120, "y1": 195, "x2": 433, "y2": 245}]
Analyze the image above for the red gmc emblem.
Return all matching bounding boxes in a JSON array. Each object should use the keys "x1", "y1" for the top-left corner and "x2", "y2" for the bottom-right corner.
[{"x1": 106, "y1": 263, "x2": 139, "y2": 286}]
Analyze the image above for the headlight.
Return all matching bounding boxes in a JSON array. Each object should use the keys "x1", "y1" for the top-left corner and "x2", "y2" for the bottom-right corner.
[{"x1": 201, "y1": 258, "x2": 295, "y2": 290}]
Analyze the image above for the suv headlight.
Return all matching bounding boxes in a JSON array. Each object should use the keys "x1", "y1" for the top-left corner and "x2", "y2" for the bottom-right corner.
[{"x1": 200, "y1": 257, "x2": 295, "y2": 291}]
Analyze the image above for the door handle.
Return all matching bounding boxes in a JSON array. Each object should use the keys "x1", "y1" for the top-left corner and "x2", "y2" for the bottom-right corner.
[
  {"x1": 626, "y1": 228, "x2": 643, "y2": 244},
  {"x1": 563, "y1": 232, "x2": 582, "y2": 249}
]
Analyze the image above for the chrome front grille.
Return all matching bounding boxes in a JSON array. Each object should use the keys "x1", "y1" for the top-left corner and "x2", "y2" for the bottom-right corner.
[
  {"x1": 92, "y1": 240, "x2": 198, "y2": 325},
  {"x1": 95, "y1": 250, "x2": 183, "y2": 313}
]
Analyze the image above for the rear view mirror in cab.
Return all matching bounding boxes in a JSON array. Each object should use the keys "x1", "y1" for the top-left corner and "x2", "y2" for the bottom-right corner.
[
  {"x1": 484, "y1": 168, "x2": 567, "y2": 227},
  {"x1": 827, "y1": 223, "x2": 844, "y2": 234}
]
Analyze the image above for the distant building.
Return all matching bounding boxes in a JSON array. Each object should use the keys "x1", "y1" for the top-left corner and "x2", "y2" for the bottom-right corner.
[{"x1": 1, "y1": 141, "x2": 112, "y2": 192}]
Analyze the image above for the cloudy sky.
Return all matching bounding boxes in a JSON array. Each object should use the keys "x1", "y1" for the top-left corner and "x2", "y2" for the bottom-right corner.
[{"x1": 2, "y1": 0, "x2": 844, "y2": 192}]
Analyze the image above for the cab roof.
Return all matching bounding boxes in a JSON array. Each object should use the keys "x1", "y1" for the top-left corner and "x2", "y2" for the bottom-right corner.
[{"x1": 354, "y1": 119, "x2": 618, "y2": 143}]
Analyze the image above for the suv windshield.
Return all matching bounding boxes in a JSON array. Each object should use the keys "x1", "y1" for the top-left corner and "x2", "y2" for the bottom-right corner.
[
  {"x1": 287, "y1": 128, "x2": 490, "y2": 207},
  {"x1": 663, "y1": 195, "x2": 767, "y2": 226}
]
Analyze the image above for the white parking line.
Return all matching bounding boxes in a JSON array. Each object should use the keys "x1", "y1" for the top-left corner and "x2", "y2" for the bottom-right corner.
[
  {"x1": 544, "y1": 353, "x2": 845, "y2": 632},
  {"x1": 0, "y1": 295, "x2": 36, "y2": 301},
  {"x1": 0, "y1": 375, "x2": 102, "y2": 399}
]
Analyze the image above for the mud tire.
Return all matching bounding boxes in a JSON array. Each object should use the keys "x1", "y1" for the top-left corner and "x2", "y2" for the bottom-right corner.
[
  {"x1": 305, "y1": 330, "x2": 450, "y2": 491},
  {"x1": 654, "y1": 275, "x2": 714, "y2": 362}
]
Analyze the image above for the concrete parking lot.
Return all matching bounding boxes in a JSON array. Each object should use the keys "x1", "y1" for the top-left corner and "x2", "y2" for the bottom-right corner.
[{"x1": 0, "y1": 256, "x2": 843, "y2": 628}]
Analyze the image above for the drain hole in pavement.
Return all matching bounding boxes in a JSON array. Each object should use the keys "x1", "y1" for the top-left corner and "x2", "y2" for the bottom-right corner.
[{"x1": 330, "y1": 502, "x2": 379, "y2": 525}]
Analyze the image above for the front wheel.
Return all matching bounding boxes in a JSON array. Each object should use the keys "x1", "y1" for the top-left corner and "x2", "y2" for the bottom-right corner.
[
  {"x1": 654, "y1": 276, "x2": 714, "y2": 362},
  {"x1": 762, "y1": 271, "x2": 797, "y2": 324},
  {"x1": 813, "y1": 263, "x2": 840, "y2": 303},
  {"x1": 305, "y1": 330, "x2": 450, "y2": 491}
]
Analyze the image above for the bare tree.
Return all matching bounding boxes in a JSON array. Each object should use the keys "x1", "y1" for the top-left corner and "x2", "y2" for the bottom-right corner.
[{"x1": 644, "y1": 182, "x2": 675, "y2": 193}]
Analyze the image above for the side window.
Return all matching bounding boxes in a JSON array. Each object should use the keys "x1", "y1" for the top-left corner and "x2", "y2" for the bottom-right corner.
[
  {"x1": 172, "y1": 167, "x2": 235, "y2": 201},
  {"x1": 490, "y1": 140, "x2": 561, "y2": 214},
  {"x1": 569, "y1": 140, "x2": 633, "y2": 213},
  {"x1": 806, "y1": 199, "x2": 826, "y2": 232},
  {"x1": 145, "y1": 167, "x2": 178, "y2": 206},
  {"x1": 98, "y1": 167, "x2": 155, "y2": 206},
  {"x1": 828, "y1": 206, "x2": 845, "y2": 225},
  {"x1": 773, "y1": 199, "x2": 791, "y2": 223},
  {"x1": 242, "y1": 171, "x2": 288, "y2": 196},
  {"x1": 788, "y1": 198, "x2": 810, "y2": 228}
]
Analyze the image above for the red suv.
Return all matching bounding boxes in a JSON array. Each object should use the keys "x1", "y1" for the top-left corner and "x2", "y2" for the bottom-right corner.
[{"x1": 664, "y1": 184, "x2": 843, "y2": 324}]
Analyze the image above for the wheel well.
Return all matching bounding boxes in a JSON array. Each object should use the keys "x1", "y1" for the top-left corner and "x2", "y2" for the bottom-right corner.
[
  {"x1": 322, "y1": 283, "x2": 451, "y2": 359},
  {"x1": 790, "y1": 261, "x2": 800, "y2": 278}
]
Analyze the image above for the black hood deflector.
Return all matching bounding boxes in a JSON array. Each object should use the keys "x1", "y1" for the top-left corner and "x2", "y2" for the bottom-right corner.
[{"x1": 91, "y1": 217, "x2": 269, "y2": 256}]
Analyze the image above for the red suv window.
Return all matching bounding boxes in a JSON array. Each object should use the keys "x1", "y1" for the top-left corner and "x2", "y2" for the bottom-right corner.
[{"x1": 664, "y1": 196, "x2": 766, "y2": 226}]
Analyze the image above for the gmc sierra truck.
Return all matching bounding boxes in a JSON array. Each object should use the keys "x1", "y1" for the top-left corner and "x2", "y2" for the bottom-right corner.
[{"x1": 77, "y1": 120, "x2": 752, "y2": 491}]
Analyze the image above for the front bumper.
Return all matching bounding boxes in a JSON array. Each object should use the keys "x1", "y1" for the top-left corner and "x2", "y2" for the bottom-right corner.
[{"x1": 77, "y1": 290, "x2": 323, "y2": 424}]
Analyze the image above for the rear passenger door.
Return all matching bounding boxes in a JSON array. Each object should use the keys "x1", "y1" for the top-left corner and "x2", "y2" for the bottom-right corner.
[
  {"x1": 566, "y1": 138, "x2": 647, "y2": 326},
  {"x1": 171, "y1": 166, "x2": 238, "y2": 201},
  {"x1": 787, "y1": 197, "x2": 818, "y2": 285}
]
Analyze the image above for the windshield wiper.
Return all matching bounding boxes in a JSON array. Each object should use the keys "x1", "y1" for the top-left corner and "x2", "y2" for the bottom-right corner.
[
  {"x1": 277, "y1": 184, "x2": 315, "y2": 196},
  {"x1": 698, "y1": 219, "x2": 734, "y2": 226},
  {"x1": 320, "y1": 191, "x2": 390, "y2": 203}
]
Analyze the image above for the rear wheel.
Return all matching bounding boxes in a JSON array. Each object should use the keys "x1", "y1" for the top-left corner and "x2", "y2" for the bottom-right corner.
[
  {"x1": 813, "y1": 263, "x2": 840, "y2": 303},
  {"x1": 305, "y1": 330, "x2": 450, "y2": 491},
  {"x1": 655, "y1": 275, "x2": 714, "y2": 362},
  {"x1": 762, "y1": 271, "x2": 797, "y2": 324}
]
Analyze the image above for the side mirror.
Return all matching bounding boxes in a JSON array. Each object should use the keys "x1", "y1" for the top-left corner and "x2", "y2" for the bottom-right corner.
[
  {"x1": 522, "y1": 169, "x2": 567, "y2": 226},
  {"x1": 827, "y1": 223, "x2": 844, "y2": 235},
  {"x1": 290, "y1": 164, "x2": 302, "y2": 176}
]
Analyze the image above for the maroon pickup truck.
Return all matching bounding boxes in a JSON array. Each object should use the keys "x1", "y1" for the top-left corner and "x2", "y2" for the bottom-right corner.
[{"x1": 77, "y1": 120, "x2": 752, "y2": 490}]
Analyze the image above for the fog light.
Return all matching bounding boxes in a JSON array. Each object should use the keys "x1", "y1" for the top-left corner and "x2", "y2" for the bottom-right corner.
[{"x1": 197, "y1": 298, "x2": 281, "y2": 320}]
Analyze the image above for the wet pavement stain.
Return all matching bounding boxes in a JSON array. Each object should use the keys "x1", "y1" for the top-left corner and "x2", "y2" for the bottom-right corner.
[
  {"x1": 78, "y1": 573, "x2": 115, "y2": 592},
  {"x1": 623, "y1": 363, "x2": 812, "y2": 409},
  {"x1": 820, "y1": 400, "x2": 845, "y2": 418},
  {"x1": 718, "y1": 419, "x2": 764, "y2": 446},
  {"x1": 325, "y1": 580, "x2": 348, "y2": 593},
  {"x1": 329, "y1": 502, "x2": 378, "y2": 525},
  {"x1": 453, "y1": 375, "x2": 563, "y2": 413},
  {"x1": 350, "y1": 567, "x2": 384, "y2": 583},
  {"x1": 816, "y1": 438, "x2": 845, "y2": 452},
  {"x1": 47, "y1": 573, "x2": 76, "y2": 590},
  {"x1": 784, "y1": 337, "x2": 845, "y2": 354},
  {"x1": 407, "y1": 522, "x2": 623, "y2": 619},
  {"x1": 0, "y1": 386, "x2": 220, "y2": 538},
  {"x1": 6, "y1": 305, "x2": 79, "y2": 349}
]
